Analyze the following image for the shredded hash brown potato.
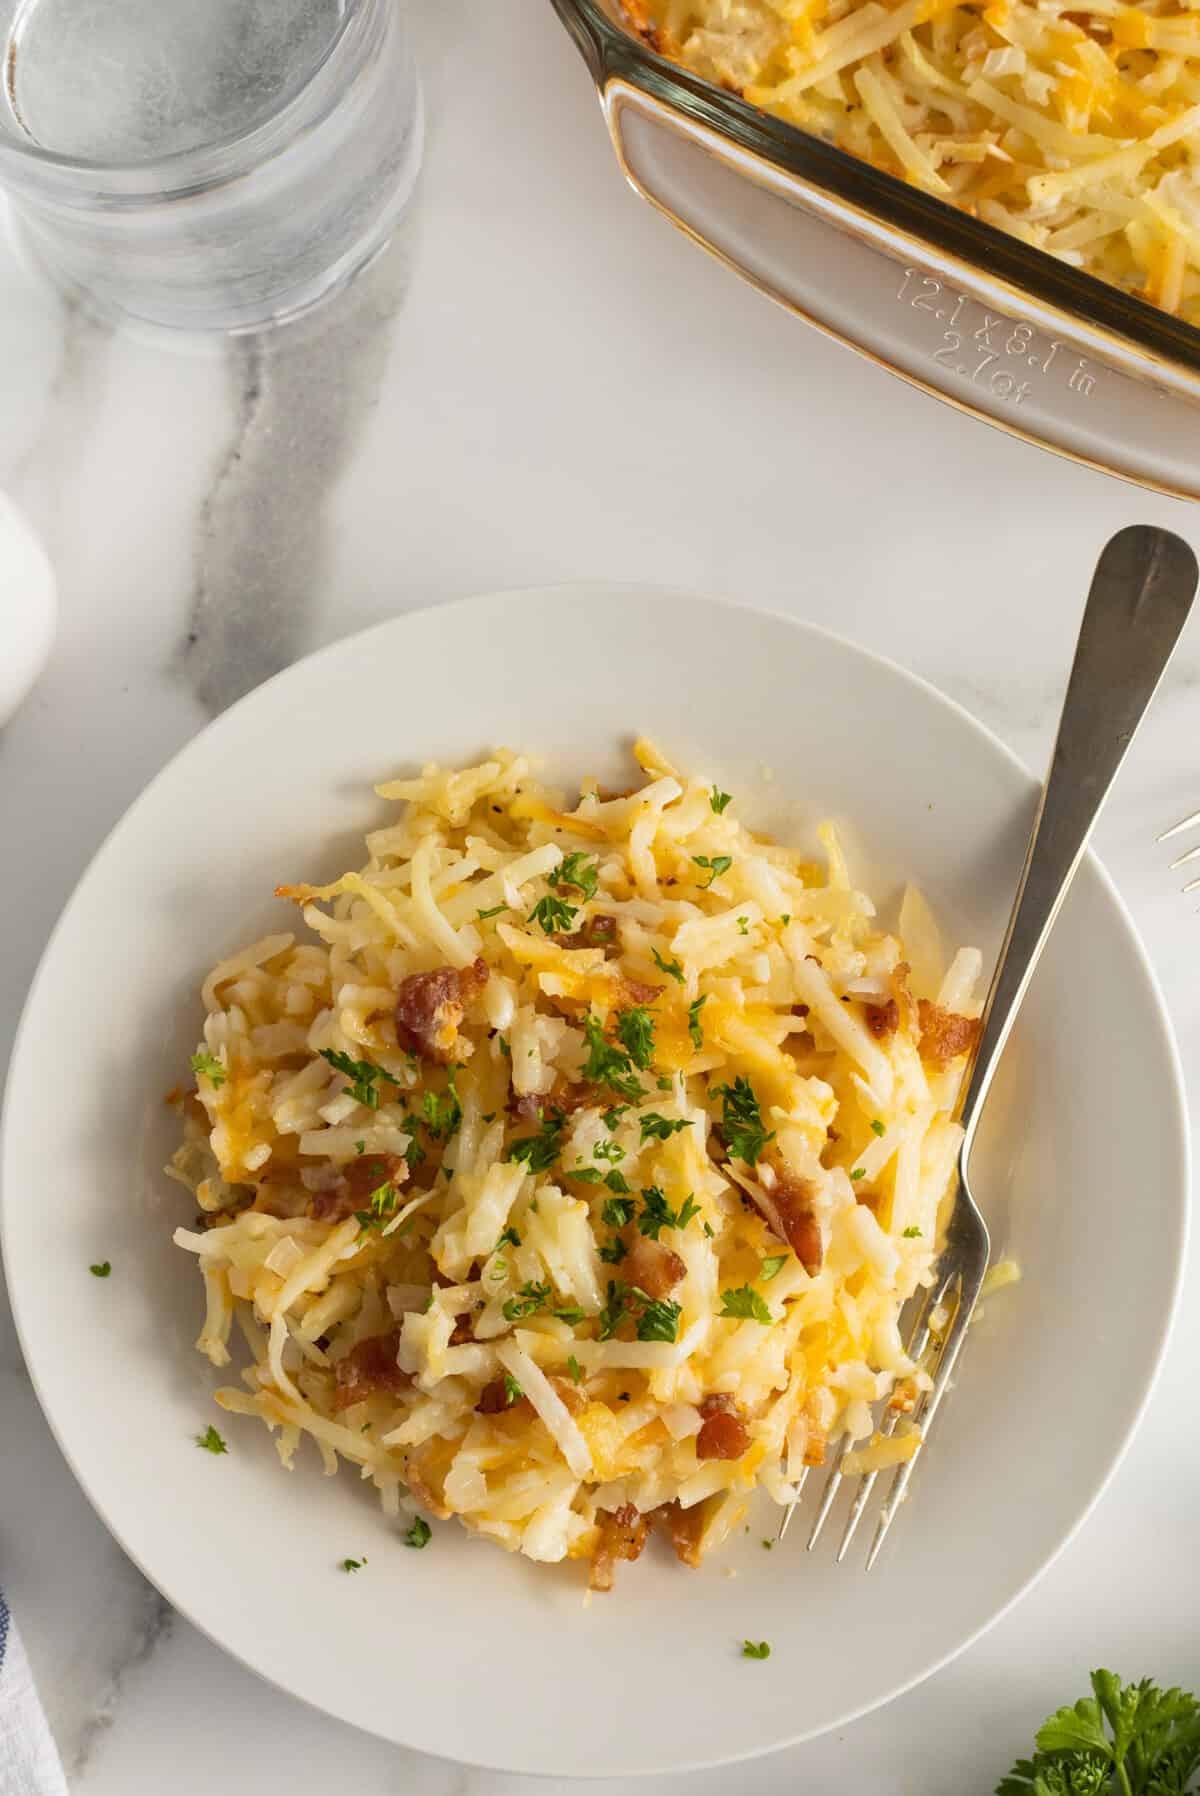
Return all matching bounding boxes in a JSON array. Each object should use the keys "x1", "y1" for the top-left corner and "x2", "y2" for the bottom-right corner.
[
  {"x1": 630, "y1": 0, "x2": 1200, "y2": 325},
  {"x1": 170, "y1": 743, "x2": 982, "y2": 1586}
]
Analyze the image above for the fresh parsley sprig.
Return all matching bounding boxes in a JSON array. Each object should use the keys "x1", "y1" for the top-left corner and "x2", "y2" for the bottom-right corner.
[
  {"x1": 530, "y1": 893, "x2": 578, "y2": 936},
  {"x1": 615, "y1": 1006, "x2": 656, "y2": 1071},
  {"x1": 548, "y1": 851, "x2": 599, "y2": 900},
  {"x1": 190, "y1": 1051, "x2": 226, "y2": 1089},
  {"x1": 996, "y1": 1670, "x2": 1200, "y2": 1796},
  {"x1": 692, "y1": 853, "x2": 733, "y2": 889},
  {"x1": 713, "y1": 1075, "x2": 775, "y2": 1166},
  {"x1": 320, "y1": 1047, "x2": 405, "y2": 1111},
  {"x1": 581, "y1": 1014, "x2": 644, "y2": 1102}
]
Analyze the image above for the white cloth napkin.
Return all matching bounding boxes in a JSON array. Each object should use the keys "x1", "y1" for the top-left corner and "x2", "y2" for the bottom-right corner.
[{"x1": 0, "y1": 1592, "x2": 69, "y2": 1796}]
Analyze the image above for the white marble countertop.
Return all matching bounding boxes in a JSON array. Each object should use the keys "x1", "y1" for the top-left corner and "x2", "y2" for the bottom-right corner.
[{"x1": 1, "y1": 3, "x2": 1198, "y2": 1791}]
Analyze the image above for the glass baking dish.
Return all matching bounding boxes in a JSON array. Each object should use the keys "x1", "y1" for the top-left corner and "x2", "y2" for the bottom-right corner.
[{"x1": 550, "y1": 0, "x2": 1200, "y2": 498}]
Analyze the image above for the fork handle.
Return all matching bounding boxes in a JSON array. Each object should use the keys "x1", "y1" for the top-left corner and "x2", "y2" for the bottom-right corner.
[{"x1": 959, "y1": 526, "x2": 1198, "y2": 1153}]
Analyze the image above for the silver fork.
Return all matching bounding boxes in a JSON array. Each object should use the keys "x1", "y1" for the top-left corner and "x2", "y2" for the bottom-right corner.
[{"x1": 782, "y1": 525, "x2": 1198, "y2": 1567}]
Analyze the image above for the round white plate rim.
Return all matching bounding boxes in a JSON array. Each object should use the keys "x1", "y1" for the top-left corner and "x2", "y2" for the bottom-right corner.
[{"x1": 1, "y1": 581, "x2": 1189, "y2": 1777}]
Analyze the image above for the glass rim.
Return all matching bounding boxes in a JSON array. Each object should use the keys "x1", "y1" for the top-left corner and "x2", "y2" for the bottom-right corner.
[{"x1": 0, "y1": 0, "x2": 366, "y2": 188}]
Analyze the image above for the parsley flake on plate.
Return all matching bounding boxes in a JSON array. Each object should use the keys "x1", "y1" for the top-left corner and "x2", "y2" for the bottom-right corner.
[
  {"x1": 190, "y1": 1050, "x2": 226, "y2": 1089},
  {"x1": 742, "y1": 1640, "x2": 771, "y2": 1660},
  {"x1": 196, "y1": 1424, "x2": 228, "y2": 1455},
  {"x1": 404, "y1": 1517, "x2": 432, "y2": 1549},
  {"x1": 341, "y1": 1556, "x2": 366, "y2": 1572},
  {"x1": 89, "y1": 1260, "x2": 111, "y2": 1278}
]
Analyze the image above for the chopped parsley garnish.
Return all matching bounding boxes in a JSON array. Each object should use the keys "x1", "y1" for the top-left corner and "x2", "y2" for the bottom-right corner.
[
  {"x1": 341, "y1": 1557, "x2": 366, "y2": 1572},
  {"x1": 692, "y1": 853, "x2": 733, "y2": 889},
  {"x1": 598, "y1": 1280, "x2": 682, "y2": 1343},
  {"x1": 713, "y1": 1075, "x2": 775, "y2": 1166},
  {"x1": 567, "y1": 1354, "x2": 583, "y2": 1384},
  {"x1": 196, "y1": 1424, "x2": 228, "y2": 1455},
  {"x1": 656, "y1": 1076, "x2": 673, "y2": 1092},
  {"x1": 710, "y1": 786, "x2": 733, "y2": 815},
  {"x1": 720, "y1": 1285, "x2": 773, "y2": 1324},
  {"x1": 548, "y1": 851, "x2": 599, "y2": 901},
  {"x1": 495, "y1": 1226, "x2": 521, "y2": 1251},
  {"x1": 529, "y1": 893, "x2": 578, "y2": 936},
  {"x1": 638, "y1": 1112, "x2": 692, "y2": 1144},
  {"x1": 742, "y1": 1640, "x2": 771, "y2": 1660},
  {"x1": 319, "y1": 1047, "x2": 404, "y2": 1111},
  {"x1": 581, "y1": 1014, "x2": 643, "y2": 1101},
  {"x1": 477, "y1": 903, "x2": 508, "y2": 920},
  {"x1": 420, "y1": 1067, "x2": 462, "y2": 1141},
  {"x1": 651, "y1": 947, "x2": 685, "y2": 984},
  {"x1": 761, "y1": 1539, "x2": 774, "y2": 1550},
  {"x1": 404, "y1": 1517, "x2": 432, "y2": 1549},
  {"x1": 779, "y1": 914, "x2": 791, "y2": 927},
  {"x1": 599, "y1": 1239, "x2": 627, "y2": 1265},
  {"x1": 502, "y1": 1281, "x2": 552, "y2": 1321},
  {"x1": 736, "y1": 916, "x2": 750, "y2": 936},
  {"x1": 703, "y1": 1220, "x2": 715, "y2": 1238},
  {"x1": 502, "y1": 1374, "x2": 524, "y2": 1406},
  {"x1": 902, "y1": 1225, "x2": 923, "y2": 1238},
  {"x1": 688, "y1": 995, "x2": 707, "y2": 1051},
  {"x1": 604, "y1": 1169, "x2": 631, "y2": 1194},
  {"x1": 497, "y1": 1034, "x2": 511, "y2": 1059},
  {"x1": 354, "y1": 1139, "x2": 366, "y2": 1154},
  {"x1": 871, "y1": 1119, "x2": 886, "y2": 1137},
  {"x1": 481, "y1": 1112, "x2": 496, "y2": 1124},
  {"x1": 190, "y1": 1051, "x2": 226, "y2": 1089},
  {"x1": 615, "y1": 1006, "x2": 656, "y2": 1070},
  {"x1": 507, "y1": 1110, "x2": 565, "y2": 1173},
  {"x1": 602, "y1": 1195, "x2": 637, "y2": 1229},
  {"x1": 355, "y1": 1179, "x2": 401, "y2": 1235},
  {"x1": 403, "y1": 1135, "x2": 427, "y2": 1171},
  {"x1": 89, "y1": 1261, "x2": 111, "y2": 1278},
  {"x1": 638, "y1": 1187, "x2": 700, "y2": 1238},
  {"x1": 554, "y1": 1305, "x2": 585, "y2": 1325},
  {"x1": 602, "y1": 1104, "x2": 629, "y2": 1132},
  {"x1": 850, "y1": 1168, "x2": 866, "y2": 1182},
  {"x1": 567, "y1": 1165, "x2": 604, "y2": 1184},
  {"x1": 759, "y1": 1254, "x2": 788, "y2": 1281},
  {"x1": 593, "y1": 1138, "x2": 625, "y2": 1165}
]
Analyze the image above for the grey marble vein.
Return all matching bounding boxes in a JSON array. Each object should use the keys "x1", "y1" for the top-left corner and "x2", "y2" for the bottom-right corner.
[
  {"x1": 67, "y1": 1585, "x2": 174, "y2": 1782},
  {"x1": 178, "y1": 205, "x2": 422, "y2": 717}
]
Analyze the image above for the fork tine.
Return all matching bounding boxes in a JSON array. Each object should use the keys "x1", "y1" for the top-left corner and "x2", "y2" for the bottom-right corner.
[
  {"x1": 776, "y1": 1464, "x2": 809, "y2": 1540},
  {"x1": 1169, "y1": 843, "x2": 1200, "y2": 870},
  {"x1": 806, "y1": 1461, "x2": 844, "y2": 1550},
  {"x1": 1158, "y1": 809, "x2": 1200, "y2": 842},
  {"x1": 865, "y1": 1276, "x2": 979, "y2": 1571},
  {"x1": 835, "y1": 1404, "x2": 903, "y2": 1562}
]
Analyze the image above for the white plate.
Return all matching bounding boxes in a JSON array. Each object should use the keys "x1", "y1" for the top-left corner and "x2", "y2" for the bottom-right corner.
[{"x1": 2, "y1": 586, "x2": 1187, "y2": 1778}]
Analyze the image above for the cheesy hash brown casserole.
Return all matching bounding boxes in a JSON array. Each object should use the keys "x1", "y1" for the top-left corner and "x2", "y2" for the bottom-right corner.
[
  {"x1": 170, "y1": 742, "x2": 983, "y2": 1588},
  {"x1": 631, "y1": 0, "x2": 1200, "y2": 325}
]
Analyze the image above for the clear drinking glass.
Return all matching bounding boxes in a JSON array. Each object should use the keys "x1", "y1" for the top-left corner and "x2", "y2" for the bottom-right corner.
[{"x1": 0, "y1": 0, "x2": 423, "y2": 332}]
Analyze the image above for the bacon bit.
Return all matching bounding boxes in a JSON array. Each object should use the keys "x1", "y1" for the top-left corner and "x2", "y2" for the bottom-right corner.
[
  {"x1": 449, "y1": 1313, "x2": 475, "y2": 1346},
  {"x1": 475, "y1": 1378, "x2": 531, "y2": 1417},
  {"x1": 333, "y1": 1330, "x2": 411, "y2": 1411},
  {"x1": 772, "y1": 1171, "x2": 823, "y2": 1275},
  {"x1": 653, "y1": 1499, "x2": 705, "y2": 1568},
  {"x1": 164, "y1": 1084, "x2": 185, "y2": 1108},
  {"x1": 891, "y1": 960, "x2": 920, "y2": 1037},
  {"x1": 916, "y1": 999, "x2": 980, "y2": 1066},
  {"x1": 394, "y1": 958, "x2": 489, "y2": 1063},
  {"x1": 589, "y1": 1503, "x2": 650, "y2": 1592},
  {"x1": 696, "y1": 1394, "x2": 751, "y2": 1461},
  {"x1": 307, "y1": 1153, "x2": 406, "y2": 1222},
  {"x1": 863, "y1": 996, "x2": 899, "y2": 1040},
  {"x1": 552, "y1": 914, "x2": 620, "y2": 954},
  {"x1": 547, "y1": 1081, "x2": 603, "y2": 1115},
  {"x1": 621, "y1": 1237, "x2": 686, "y2": 1301},
  {"x1": 616, "y1": 976, "x2": 664, "y2": 1009}
]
